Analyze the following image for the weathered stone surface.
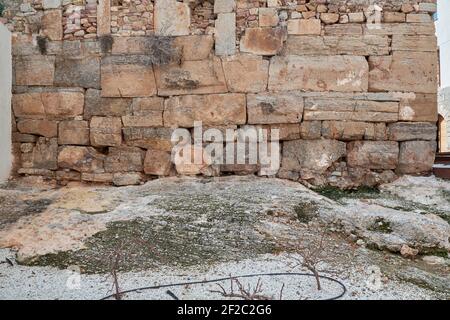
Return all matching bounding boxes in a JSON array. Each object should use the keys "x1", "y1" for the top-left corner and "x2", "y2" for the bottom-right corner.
[
  {"x1": 41, "y1": 10, "x2": 63, "y2": 41},
  {"x1": 363, "y1": 23, "x2": 435, "y2": 36},
  {"x1": 399, "y1": 94, "x2": 438, "y2": 122},
  {"x1": 58, "y1": 146, "x2": 105, "y2": 173},
  {"x1": 397, "y1": 141, "x2": 436, "y2": 174},
  {"x1": 104, "y1": 146, "x2": 144, "y2": 173},
  {"x1": 174, "y1": 145, "x2": 219, "y2": 176},
  {"x1": 144, "y1": 149, "x2": 173, "y2": 176},
  {"x1": 406, "y1": 14, "x2": 432, "y2": 23},
  {"x1": 369, "y1": 52, "x2": 437, "y2": 94},
  {"x1": 321, "y1": 121, "x2": 378, "y2": 141},
  {"x1": 17, "y1": 119, "x2": 58, "y2": 138},
  {"x1": 14, "y1": 55, "x2": 55, "y2": 86},
  {"x1": 215, "y1": 13, "x2": 236, "y2": 56},
  {"x1": 304, "y1": 98, "x2": 398, "y2": 122},
  {"x1": 240, "y1": 27, "x2": 285, "y2": 56},
  {"x1": 56, "y1": 170, "x2": 81, "y2": 182},
  {"x1": 347, "y1": 141, "x2": 399, "y2": 170},
  {"x1": 154, "y1": 58, "x2": 227, "y2": 96},
  {"x1": 300, "y1": 121, "x2": 321, "y2": 139},
  {"x1": 13, "y1": 92, "x2": 84, "y2": 120},
  {"x1": 42, "y1": 0, "x2": 61, "y2": 9},
  {"x1": 81, "y1": 173, "x2": 113, "y2": 183},
  {"x1": 214, "y1": 0, "x2": 235, "y2": 13},
  {"x1": 259, "y1": 8, "x2": 279, "y2": 27},
  {"x1": 101, "y1": 56, "x2": 157, "y2": 97},
  {"x1": 269, "y1": 55, "x2": 369, "y2": 92},
  {"x1": 320, "y1": 13, "x2": 340, "y2": 24},
  {"x1": 90, "y1": 117, "x2": 122, "y2": 147},
  {"x1": 391, "y1": 35, "x2": 437, "y2": 52},
  {"x1": 283, "y1": 35, "x2": 389, "y2": 56},
  {"x1": 54, "y1": 56, "x2": 101, "y2": 89},
  {"x1": 84, "y1": 89, "x2": 131, "y2": 119},
  {"x1": 122, "y1": 97, "x2": 164, "y2": 127},
  {"x1": 263, "y1": 124, "x2": 301, "y2": 141},
  {"x1": 325, "y1": 24, "x2": 363, "y2": 35},
  {"x1": 164, "y1": 94, "x2": 246, "y2": 127},
  {"x1": 383, "y1": 12, "x2": 405, "y2": 23},
  {"x1": 281, "y1": 139, "x2": 346, "y2": 173},
  {"x1": 247, "y1": 92, "x2": 303, "y2": 124},
  {"x1": 97, "y1": 0, "x2": 111, "y2": 36},
  {"x1": 288, "y1": 19, "x2": 321, "y2": 35},
  {"x1": 154, "y1": 0, "x2": 190, "y2": 36},
  {"x1": 58, "y1": 120, "x2": 90, "y2": 145},
  {"x1": 387, "y1": 122, "x2": 437, "y2": 141},
  {"x1": 173, "y1": 35, "x2": 214, "y2": 61},
  {"x1": 221, "y1": 55, "x2": 269, "y2": 93},
  {"x1": 123, "y1": 127, "x2": 173, "y2": 151},
  {"x1": 30, "y1": 138, "x2": 58, "y2": 170},
  {"x1": 112, "y1": 173, "x2": 143, "y2": 186}
]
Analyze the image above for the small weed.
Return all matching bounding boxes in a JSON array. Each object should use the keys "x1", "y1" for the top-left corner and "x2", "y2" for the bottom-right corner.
[
  {"x1": 367, "y1": 217, "x2": 393, "y2": 234},
  {"x1": 315, "y1": 186, "x2": 380, "y2": 202}
]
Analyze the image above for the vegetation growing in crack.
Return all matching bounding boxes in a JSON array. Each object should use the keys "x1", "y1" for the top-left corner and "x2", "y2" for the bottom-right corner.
[
  {"x1": 293, "y1": 202, "x2": 319, "y2": 223},
  {"x1": 315, "y1": 186, "x2": 381, "y2": 202},
  {"x1": 367, "y1": 217, "x2": 393, "y2": 234}
]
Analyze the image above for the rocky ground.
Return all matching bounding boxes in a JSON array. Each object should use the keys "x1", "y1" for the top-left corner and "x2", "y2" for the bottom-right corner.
[{"x1": 0, "y1": 175, "x2": 449, "y2": 300}]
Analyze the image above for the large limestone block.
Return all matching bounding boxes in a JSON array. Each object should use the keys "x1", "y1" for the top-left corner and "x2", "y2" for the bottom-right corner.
[
  {"x1": 122, "y1": 97, "x2": 164, "y2": 127},
  {"x1": 144, "y1": 149, "x2": 173, "y2": 176},
  {"x1": 247, "y1": 92, "x2": 303, "y2": 124},
  {"x1": 369, "y1": 52, "x2": 437, "y2": 94},
  {"x1": 214, "y1": 0, "x2": 235, "y2": 13},
  {"x1": 215, "y1": 13, "x2": 236, "y2": 56},
  {"x1": 58, "y1": 146, "x2": 105, "y2": 173},
  {"x1": 101, "y1": 56, "x2": 157, "y2": 97},
  {"x1": 154, "y1": 0, "x2": 190, "y2": 36},
  {"x1": 240, "y1": 27, "x2": 286, "y2": 56},
  {"x1": 84, "y1": 89, "x2": 132, "y2": 119},
  {"x1": 13, "y1": 92, "x2": 84, "y2": 120},
  {"x1": 221, "y1": 55, "x2": 269, "y2": 93},
  {"x1": 164, "y1": 94, "x2": 246, "y2": 127},
  {"x1": 173, "y1": 35, "x2": 214, "y2": 61},
  {"x1": 259, "y1": 8, "x2": 279, "y2": 27},
  {"x1": 30, "y1": 138, "x2": 58, "y2": 170},
  {"x1": 17, "y1": 119, "x2": 58, "y2": 138},
  {"x1": 123, "y1": 127, "x2": 173, "y2": 151},
  {"x1": 304, "y1": 98, "x2": 398, "y2": 122},
  {"x1": 58, "y1": 120, "x2": 90, "y2": 145},
  {"x1": 399, "y1": 93, "x2": 438, "y2": 122},
  {"x1": 321, "y1": 121, "x2": 380, "y2": 141},
  {"x1": 41, "y1": 9, "x2": 63, "y2": 41},
  {"x1": 325, "y1": 24, "x2": 363, "y2": 35},
  {"x1": 54, "y1": 56, "x2": 101, "y2": 89},
  {"x1": 281, "y1": 139, "x2": 346, "y2": 173},
  {"x1": 104, "y1": 146, "x2": 144, "y2": 173},
  {"x1": 154, "y1": 58, "x2": 228, "y2": 96},
  {"x1": 387, "y1": 122, "x2": 437, "y2": 141},
  {"x1": 14, "y1": 55, "x2": 55, "y2": 86},
  {"x1": 347, "y1": 141, "x2": 399, "y2": 170},
  {"x1": 287, "y1": 19, "x2": 321, "y2": 35},
  {"x1": 269, "y1": 55, "x2": 369, "y2": 92},
  {"x1": 363, "y1": 23, "x2": 435, "y2": 36},
  {"x1": 90, "y1": 117, "x2": 123, "y2": 147},
  {"x1": 391, "y1": 35, "x2": 437, "y2": 52},
  {"x1": 283, "y1": 35, "x2": 389, "y2": 56},
  {"x1": 97, "y1": 0, "x2": 111, "y2": 36},
  {"x1": 397, "y1": 141, "x2": 436, "y2": 174}
]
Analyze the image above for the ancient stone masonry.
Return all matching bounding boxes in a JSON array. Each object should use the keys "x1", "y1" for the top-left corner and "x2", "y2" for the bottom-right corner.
[{"x1": 2, "y1": 0, "x2": 440, "y2": 188}]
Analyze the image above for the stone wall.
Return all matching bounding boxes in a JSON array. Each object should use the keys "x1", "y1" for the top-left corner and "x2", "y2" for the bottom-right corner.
[{"x1": 3, "y1": 0, "x2": 440, "y2": 188}]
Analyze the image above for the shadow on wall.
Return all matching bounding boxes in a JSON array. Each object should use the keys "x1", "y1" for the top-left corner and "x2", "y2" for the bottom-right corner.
[{"x1": 0, "y1": 23, "x2": 12, "y2": 182}]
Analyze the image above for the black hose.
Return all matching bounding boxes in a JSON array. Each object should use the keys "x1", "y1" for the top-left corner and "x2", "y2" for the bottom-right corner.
[{"x1": 100, "y1": 272, "x2": 347, "y2": 300}]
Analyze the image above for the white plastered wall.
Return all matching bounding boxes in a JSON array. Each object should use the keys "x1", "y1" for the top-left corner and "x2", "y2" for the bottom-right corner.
[{"x1": 0, "y1": 23, "x2": 12, "y2": 182}]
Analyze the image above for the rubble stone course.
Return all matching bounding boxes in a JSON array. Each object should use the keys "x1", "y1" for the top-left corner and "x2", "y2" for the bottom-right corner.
[{"x1": 4, "y1": 0, "x2": 439, "y2": 188}]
